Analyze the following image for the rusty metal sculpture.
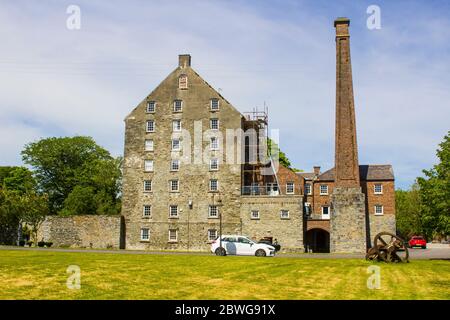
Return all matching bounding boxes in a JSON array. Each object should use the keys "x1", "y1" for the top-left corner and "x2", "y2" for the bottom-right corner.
[{"x1": 366, "y1": 232, "x2": 409, "y2": 263}]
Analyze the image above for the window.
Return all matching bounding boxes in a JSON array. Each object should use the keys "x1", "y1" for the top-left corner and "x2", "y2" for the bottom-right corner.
[
  {"x1": 178, "y1": 74, "x2": 188, "y2": 89},
  {"x1": 172, "y1": 120, "x2": 181, "y2": 132},
  {"x1": 143, "y1": 205, "x2": 152, "y2": 217},
  {"x1": 210, "y1": 137, "x2": 219, "y2": 150},
  {"x1": 209, "y1": 179, "x2": 218, "y2": 192},
  {"x1": 143, "y1": 180, "x2": 152, "y2": 192},
  {"x1": 169, "y1": 229, "x2": 178, "y2": 242},
  {"x1": 322, "y1": 206, "x2": 330, "y2": 220},
  {"x1": 320, "y1": 185, "x2": 328, "y2": 195},
  {"x1": 280, "y1": 210, "x2": 289, "y2": 219},
  {"x1": 286, "y1": 182, "x2": 294, "y2": 194},
  {"x1": 208, "y1": 229, "x2": 218, "y2": 241},
  {"x1": 146, "y1": 101, "x2": 155, "y2": 113},
  {"x1": 375, "y1": 205, "x2": 384, "y2": 216},
  {"x1": 374, "y1": 184, "x2": 383, "y2": 194},
  {"x1": 172, "y1": 139, "x2": 181, "y2": 151},
  {"x1": 140, "y1": 228, "x2": 149, "y2": 241},
  {"x1": 144, "y1": 160, "x2": 154, "y2": 172},
  {"x1": 251, "y1": 210, "x2": 260, "y2": 220},
  {"x1": 171, "y1": 160, "x2": 180, "y2": 171},
  {"x1": 305, "y1": 183, "x2": 312, "y2": 195},
  {"x1": 146, "y1": 120, "x2": 155, "y2": 132},
  {"x1": 174, "y1": 100, "x2": 183, "y2": 112},
  {"x1": 211, "y1": 98, "x2": 219, "y2": 111},
  {"x1": 145, "y1": 139, "x2": 154, "y2": 151},
  {"x1": 210, "y1": 118, "x2": 219, "y2": 130},
  {"x1": 169, "y1": 205, "x2": 179, "y2": 218},
  {"x1": 210, "y1": 158, "x2": 219, "y2": 171},
  {"x1": 170, "y1": 180, "x2": 179, "y2": 192},
  {"x1": 209, "y1": 205, "x2": 218, "y2": 218}
]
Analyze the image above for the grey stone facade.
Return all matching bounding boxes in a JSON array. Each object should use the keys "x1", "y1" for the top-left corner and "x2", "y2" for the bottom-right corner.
[
  {"x1": 367, "y1": 214, "x2": 396, "y2": 247},
  {"x1": 330, "y1": 187, "x2": 367, "y2": 253},
  {"x1": 37, "y1": 215, "x2": 123, "y2": 249},
  {"x1": 240, "y1": 196, "x2": 303, "y2": 252},
  {"x1": 122, "y1": 55, "x2": 251, "y2": 251}
]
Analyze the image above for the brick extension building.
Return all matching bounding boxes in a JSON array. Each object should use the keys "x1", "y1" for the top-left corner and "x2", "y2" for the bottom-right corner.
[{"x1": 121, "y1": 17, "x2": 396, "y2": 253}]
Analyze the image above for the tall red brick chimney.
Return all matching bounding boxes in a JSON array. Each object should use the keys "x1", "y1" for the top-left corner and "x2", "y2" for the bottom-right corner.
[{"x1": 334, "y1": 17, "x2": 360, "y2": 188}]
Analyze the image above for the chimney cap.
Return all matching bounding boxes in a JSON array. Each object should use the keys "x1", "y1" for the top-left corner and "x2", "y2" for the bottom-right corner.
[
  {"x1": 334, "y1": 17, "x2": 350, "y2": 27},
  {"x1": 178, "y1": 54, "x2": 191, "y2": 68}
]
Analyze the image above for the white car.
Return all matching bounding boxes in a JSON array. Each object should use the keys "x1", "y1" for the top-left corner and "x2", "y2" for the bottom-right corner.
[{"x1": 211, "y1": 235, "x2": 275, "y2": 257}]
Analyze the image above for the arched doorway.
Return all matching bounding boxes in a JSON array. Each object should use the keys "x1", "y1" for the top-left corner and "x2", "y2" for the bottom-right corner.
[{"x1": 306, "y1": 228, "x2": 330, "y2": 253}]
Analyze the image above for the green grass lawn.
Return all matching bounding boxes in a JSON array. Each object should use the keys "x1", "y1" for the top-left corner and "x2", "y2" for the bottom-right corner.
[{"x1": 0, "y1": 249, "x2": 449, "y2": 300}]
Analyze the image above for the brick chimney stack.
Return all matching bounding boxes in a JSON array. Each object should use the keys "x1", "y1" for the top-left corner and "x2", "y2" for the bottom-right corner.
[
  {"x1": 330, "y1": 17, "x2": 367, "y2": 254},
  {"x1": 334, "y1": 17, "x2": 360, "y2": 188},
  {"x1": 313, "y1": 166, "x2": 321, "y2": 176}
]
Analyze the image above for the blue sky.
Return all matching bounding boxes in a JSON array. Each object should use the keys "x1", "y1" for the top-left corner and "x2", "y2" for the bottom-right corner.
[{"x1": 0, "y1": 0, "x2": 449, "y2": 189}]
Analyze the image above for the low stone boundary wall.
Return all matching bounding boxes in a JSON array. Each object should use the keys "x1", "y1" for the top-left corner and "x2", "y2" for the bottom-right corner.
[{"x1": 37, "y1": 215, "x2": 124, "y2": 249}]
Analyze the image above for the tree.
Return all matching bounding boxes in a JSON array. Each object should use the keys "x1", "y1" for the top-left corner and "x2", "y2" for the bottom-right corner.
[
  {"x1": 267, "y1": 138, "x2": 293, "y2": 169},
  {"x1": 0, "y1": 189, "x2": 22, "y2": 245},
  {"x1": 20, "y1": 192, "x2": 49, "y2": 244},
  {"x1": 21, "y1": 136, "x2": 121, "y2": 215},
  {"x1": 395, "y1": 183, "x2": 423, "y2": 239},
  {"x1": 417, "y1": 131, "x2": 450, "y2": 240},
  {"x1": 0, "y1": 167, "x2": 40, "y2": 244}
]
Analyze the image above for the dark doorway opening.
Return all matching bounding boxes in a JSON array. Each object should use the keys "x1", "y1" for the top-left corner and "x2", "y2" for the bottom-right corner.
[{"x1": 306, "y1": 228, "x2": 330, "y2": 253}]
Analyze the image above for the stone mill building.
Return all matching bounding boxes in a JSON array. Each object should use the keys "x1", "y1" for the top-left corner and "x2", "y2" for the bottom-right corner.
[{"x1": 120, "y1": 17, "x2": 396, "y2": 253}]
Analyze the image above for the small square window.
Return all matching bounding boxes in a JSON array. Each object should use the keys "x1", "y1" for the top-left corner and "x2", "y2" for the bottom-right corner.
[
  {"x1": 208, "y1": 229, "x2": 218, "y2": 241},
  {"x1": 286, "y1": 182, "x2": 294, "y2": 194},
  {"x1": 169, "y1": 205, "x2": 178, "y2": 218},
  {"x1": 210, "y1": 158, "x2": 219, "y2": 171},
  {"x1": 169, "y1": 229, "x2": 178, "y2": 242},
  {"x1": 173, "y1": 120, "x2": 182, "y2": 132},
  {"x1": 210, "y1": 119, "x2": 219, "y2": 130},
  {"x1": 374, "y1": 184, "x2": 383, "y2": 194},
  {"x1": 251, "y1": 210, "x2": 260, "y2": 220},
  {"x1": 145, "y1": 139, "x2": 154, "y2": 151},
  {"x1": 209, "y1": 205, "x2": 218, "y2": 218},
  {"x1": 174, "y1": 100, "x2": 183, "y2": 112},
  {"x1": 143, "y1": 205, "x2": 152, "y2": 217},
  {"x1": 171, "y1": 160, "x2": 180, "y2": 171},
  {"x1": 211, "y1": 99, "x2": 219, "y2": 111},
  {"x1": 280, "y1": 210, "x2": 289, "y2": 219},
  {"x1": 172, "y1": 139, "x2": 181, "y2": 151},
  {"x1": 140, "y1": 228, "x2": 150, "y2": 241},
  {"x1": 146, "y1": 101, "x2": 155, "y2": 113},
  {"x1": 143, "y1": 180, "x2": 152, "y2": 192},
  {"x1": 170, "y1": 180, "x2": 179, "y2": 192},
  {"x1": 146, "y1": 120, "x2": 155, "y2": 132},
  {"x1": 209, "y1": 179, "x2": 218, "y2": 192},
  {"x1": 210, "y1": 137, "x2": 219, "y2": 150},
  {"x1": 320, "y1": 185, "x2": 328, "y2": 195},
  {"x1": 375, "y1": 205, "x2": 384, "y2": 215},
  {"x1": 305, "y1": 183, "x2": 312, "y2": 195},
  {"x1": 144, "y1": 160, "x2": 154, "y2": 172}
]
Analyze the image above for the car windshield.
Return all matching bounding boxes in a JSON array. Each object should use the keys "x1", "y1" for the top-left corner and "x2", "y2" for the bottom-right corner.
[{"x1": 413, "y1": 237, "x2": 424, "y2": 240}]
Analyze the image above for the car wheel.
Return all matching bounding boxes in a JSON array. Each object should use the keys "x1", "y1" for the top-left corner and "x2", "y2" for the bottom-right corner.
[
  {"x1": 255, "y1": 249, "x2": 266, "y2": 257},
  {"x1": 422, "y1": 246, "x2": 426, "y2": 249},
  {"x1": 215, "y1": 247, "x2": 226, "y2": 256}
]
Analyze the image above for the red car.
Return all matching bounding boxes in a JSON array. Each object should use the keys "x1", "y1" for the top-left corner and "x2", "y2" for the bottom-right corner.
[{"x1": 409, "y1": 236, "x2": 427, "y2": 249}]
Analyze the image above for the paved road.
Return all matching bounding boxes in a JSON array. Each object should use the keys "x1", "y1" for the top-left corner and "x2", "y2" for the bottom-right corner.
[{"x1": 1, "y1": 245, "x2": 449, "y2": 260}]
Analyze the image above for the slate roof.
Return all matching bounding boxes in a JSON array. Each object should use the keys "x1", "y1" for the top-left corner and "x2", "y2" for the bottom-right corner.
[
  {"x1": 317, "y1": 165, "x2": 394, "y2": 181},
  {"x1": 296, "y1": 172, "x2": 315, "y2": 180}
]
